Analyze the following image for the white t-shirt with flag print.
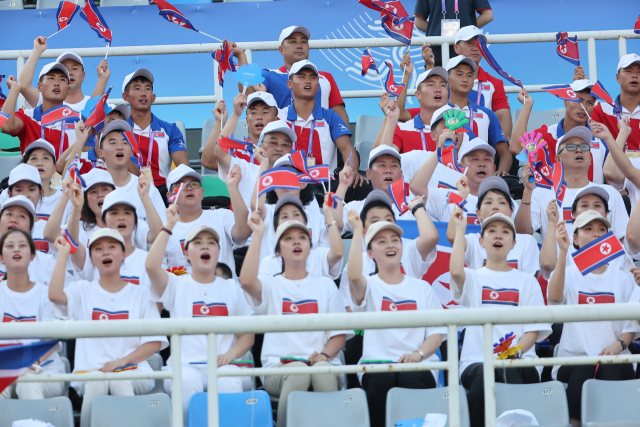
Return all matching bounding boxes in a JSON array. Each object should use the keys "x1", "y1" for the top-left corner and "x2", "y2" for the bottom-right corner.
[
  {"x1": 351, "y1": 274, "x2": 447, "y2": 383},
  {"x1": 259, "y1": 247, "x2": 343, "y2": 280},
  {"x1": 339, "y1": 237, "x2": 437, "y2": 311},
  {"x1": 151, "y1": 274, "x2": 253, "y2": 366},
  {"x1": 246, "y1": 274, "x2": 350, "y2": 372},
  {"x1": 548, "y1": 263, "x2": 640, "y2": 378},
  {"x1": 464, "y1": 233, "x2": 541, "y2": 276},
  {"x1": 0, "y1": 189, "x2": 64, "y2": 222},
  {"x1": 451, "y1": 267, "x2": 551, "y2": 377}
]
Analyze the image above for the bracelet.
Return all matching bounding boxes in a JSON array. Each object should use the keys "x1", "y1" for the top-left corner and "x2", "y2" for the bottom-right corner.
[
  {"x1": 411, "y1": 203, "x2": 426, "y2": 215},
  {"x1": 521, "y1": 201, "x2": 531, "y2": 206},
  {"x1": 320, "y1": 352, "x2": 331, "y2": 360},
  {"x1": 325, "y1": 220, "x2": 336, "y2": 229},
  {"x1": 161, "y1": 227, "x2": 173, "y2": 236}
]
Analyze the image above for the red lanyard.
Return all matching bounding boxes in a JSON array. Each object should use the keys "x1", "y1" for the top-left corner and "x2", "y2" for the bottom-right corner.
[
  {"x1": 134, "y1": 129, "x2": 155, "y2": 166},
  {"x1": 290, "y1": 119, "x2": 316, "y2": 157}
]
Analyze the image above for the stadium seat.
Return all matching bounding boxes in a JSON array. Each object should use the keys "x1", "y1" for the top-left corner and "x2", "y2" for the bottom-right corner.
[
  {"x1": 37, "y1": 0, "x2": 84, "y2": 8},
  {"x1": 355, "y1": 140, "x2": 374, "y2": 171},
  {"x1": 174, "y1": 121, "x2": 188, "y2": 148},
  {"x1": 495, "y1": 381, "x2": 571, "y2": 426},
  {"x1": 187, "y1": 390, "x2": 273, "y2": 427},
  {"x1": 0, "y1": 0, "x2": 23, "y2": 9},
  {"x1": 286, "y1": 389, "x2": 370, "y2": 427},
  {"x1": 147, "y1": 353, "x2": 165, "y2": 394},
  {"x1": 0, "y1": 396, "x2": 74, "y2": 427},
  {"x1": 201, "y1": 175, "x2": 229, "y2": 198},
  {"x1": 354, "y1": 115, "x2": 384, "y2": 170},
  {"x1": 385, "y1": 386, "x2": 471, "y2": 427},
  {"x1": 581, "y1": 378, "x2": 640, "y2": 426},
  {"x1": 90, "y1": 394, "x2": 172, "y2": 427},
  {"x1": 0, "y1": 152, "x2": 22, "y2": 182},
  {"x1": 100, "y1": 0, "x2": 149, "y2": 6},
  {"x1": 341, "y1": 239, "x2": 352, "y2": 274},
  {"x1": 512, "y1": 108, "x2": 565, "y2": 133}
]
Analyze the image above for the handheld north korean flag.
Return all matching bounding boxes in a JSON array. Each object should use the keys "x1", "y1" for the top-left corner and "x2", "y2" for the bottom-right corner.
[
  {"x1": 258, "y1": 168, "x2": 300, "y2": 198},
  {"x1": 361, "y1": 49, "x2": 379, "y2": 76},
  {"x1": 388, "y1": 177, "x2": 410, "y2": 215},
  {"x1": 572, "y1": 231, "x2": 625, "y2": 275},
  {"x1": 150, "y1": 0, "x2": 220, "y2": 41},
  {"x1": 541, "y1": 84, "x2": 581, "y2": 103},
  {"x1": 383, "y1": 61, "x2": 405, "y2": 98},
  {"x1": 556, "y1": 32, "x2": 580, "y2": 66},
  {"x1": 80, "y1": 0, "x2": 113, "y2": 45},
  {"x1": 48, "y1": 1, "x2": 81, "y2": 39}
]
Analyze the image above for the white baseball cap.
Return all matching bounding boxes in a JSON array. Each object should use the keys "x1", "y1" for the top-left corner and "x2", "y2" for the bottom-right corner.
[
  {"x1": 274, "y1": 220, "x2": 310, "y2": 245},
  {"x1": 23, "y1": 139, "x2": 56, "y2": 160},
  {"x1": 555, "y1": 126, "x2": 593, "y2": 154},
  {"x1": 259, "y1": 121, "x2": 297, "y2": 146},
  {"x1": 184, "y1": 224, "x2": 220, "y2": 248},
  {"x1": 56, "y1": 50, "x2": 84, "y2": 67},
  {"x1": 1, "y1": 195, "x2": 36, "y2": 219},
  {"x1": 82, "y1": 168, "x2": 115, "y2": 190},
  {"x1": 458, "y1": 137, "x2": 496, "y2": 160},
  {"x1": 278, "y1": 25, "x2": 311, "y2": 45},
  {"x1": 247, "y1": 91, "x2": 278, "y2": 109},
  {"x1": 101, "y1": 188, "x2": 137, "y2": 214},
  {"x1": 167, "y1": 164, "x2": 202, "y2": 189},
  {"x1": 364, "y1": 220, "x2": 404, "y2": 247},
  {"x1": 39, "y1": 62, "x2": 69, "y2": 80},
  {"x1": 289, "y1": 60, "x2": 318, "y2": 76},
  {"x1": 368, "y1": 145, "x2": 401, "y2": 167},
  {"x1": 430, "y1": 105, "x2": 455, "y2": 127},
  {"x1": 617, "y1": 53, "x2": 640, "y2": 71},
  {"x1": 445, "y1": 56, "x2": 477, "y2": 72},
  {"x1": 416, "y1": 67, "x2": 449, "y2": 88},
  {"x1": 480, "y1": 212, "x2": 516, "y2": 235},
  {"x1": 570, "y1": 79, "x2": 594, "y2": 92},
  {"x1": 8, "y1": 164, "x2": 42, "y2": 186},
  {"x1": 454, "y1": 25, "x2": 487, "y2": 44},
  {"x1": 122, "y1": 68, "x2": 154, "y2": 93},
  {"x1": 88, "y1": 228, "x2": 125, "y2": 250},
  {"x1": 572, "y1": 209, "x2": 611, "y2": 232}
]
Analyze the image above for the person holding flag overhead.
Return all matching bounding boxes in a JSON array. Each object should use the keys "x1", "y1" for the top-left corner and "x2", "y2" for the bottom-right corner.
[
  {"x1": 548, "y1": 210, "x2": 640, "y2": 426},
  {"x1": 121, "y1": 69, "x2": 189, "y2": 202}
]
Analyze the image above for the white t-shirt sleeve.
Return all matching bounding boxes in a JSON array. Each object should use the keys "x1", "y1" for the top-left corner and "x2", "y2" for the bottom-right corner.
[
  {"x1": 244, "y1": 275, "x2": 273, "y2": 314},
  {"x1": 530, "y1": 188, "x2": 543, "y2": 234},
  {"x1": 221, "y1": 208, "x2": 247, "y2": 247},
  {"x1": 401, "y1": 151, "x2": 429, "y2": 183},
  {"x1": 152, "y1": 272, "x2": 179, "y2": 312},
  {"x1": 425, "y1": 188, "x2": 448, "y2": 222},
  {"x1": 404, "y1": 239, "x2": 437, "y2": 278},
  {"x1": 148, "y1": 186, "x2": 168, "y2": 223},
  {"x1": 520, "y1": 235, "x2": 541, "y2": 276},
  {"x1": 450, "y1": 267, "x2": 479, "y2": 306},
  {"x1": 350, "y1": 276, "x2": 372, "y2": 311},
  {"x1": 521, "y1": 275, "x2": 552, "y2": 341},
  {"x1": 607, "y1": 188, "x2": 629, "y2": 240},
  {"x1": 134, "y1": 220, "x2": 151, "y2": 250},
  {"x1": 57, "y1": 282, "x2": 83, "y2": 319}
]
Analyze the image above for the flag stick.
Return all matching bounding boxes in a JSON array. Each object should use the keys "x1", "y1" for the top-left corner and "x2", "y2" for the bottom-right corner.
[
  {"x1": 105, "y1": 43, "x2": 110, "y2": 60},
  {"x1": 579, "y1": 101, "x2": 591, "y2": 119},
  {"x1": 198, "y1": 31, "x2": 222, "y2": 42},
  {"x1": 47, "y1": 26, "x2": 68, "y2": 39}
]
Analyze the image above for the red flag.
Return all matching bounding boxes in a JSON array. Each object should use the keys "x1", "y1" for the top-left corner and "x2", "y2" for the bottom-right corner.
[
  {"x1": 552, "y1": 162, "x2": 567, "y2": 207},
  {"x1": 121, "y1": 131, "x2": 141, "y2": 165},
  {"x1": 446, "y1": 191, "x2": 468, "y2": 212},
  {"x1": 307, "y1": 164, "x2": 331, "y2": 183},
  {"x1": 0, "y1": 341, "x2": 60, "y2": 394},
  {"x1": 212, "y1": 39, "x2": 238, "y2": 87},
  {"x1": 80, "y1": 0, "x2": 113, "y2": 44},
  {"x1": 258, "y1": 167, "x2": 300, "y2": 198},
  {"x1": 84, "y1": 87, "x2": 112, "y2": 133},
  {"x1": 55, "y1": 1, "x2": 81, "y2": 32},
  {"x1": 578, "y1": 291, "x2": 616, "y2": 304},
  {"x1": 542, "y1": 84, "x2": 581, "y2": 103},
  {"x1": 361, "y1": 48, "x2": 379, "y2": 76},
  {"x1": 590, "y1": 81, "x2": 621, "y2": 114},
  {"x1": 437, "y1": 146, "x2": 466, "y2": 173},
  {"x1": 556, "y1": 32, "x2": 580, "y2": 66},
  {"x1": 150, "y1": 0, "x2": 198, "y2": 31},
  {"x1": 572, "y1": 231, "x2": 625, "y2": 275},
  {"x1": 41, "y1": 105, "x2": 81, "y2": 127},
  {"x1": 388, "y1": 177, "x2": 409, "y2": 215},
  {"x1": 634, "y1": 16, "x2": 640, "y2": 35},
  {"x1": 383, "y1": 61, "x2": 405, "y2": 97},
  {"x1": 0, "y1": 112, "x2": 9, "y2": 129}
]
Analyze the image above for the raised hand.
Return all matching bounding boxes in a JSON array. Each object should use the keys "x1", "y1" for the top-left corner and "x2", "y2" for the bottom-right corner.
[
  {"x1": 137, "y1": 172, "x2": 150, "y2": 199},
  {"x1": 421, "y1": 44, "x2": 435, "y2": 69},
  {"x1": 247, "y1": 210, "x2": 265, "y2": 234},
  {"x1": 399, "y1": 49, "x2": 414, "y2": 77},
  {"x1": 33, "y1": 36, "x2": 47, "y2": 54},
  {"x1": 346, "y1": 209, "x2": 362, "y2": 231},
  {"x1": 232, "y1": 93, "x2": 248, "y2": 117},
  {"x1": 227, "y1": 164, "x2": 243, "y2": 188},
  {"x1": 555, "y1": 221, "x2": 570, "y2": 253},
  {"x1": 407, "y1": 195, "x2": 425, "y2": 211},
  {"x1": 546, "y1": 199, "x2": 559, "y2": 224},
  {"x1": 164, "y1": 204, "x2": 179, "y2": 230},
  {"x1": 97, "y1": 59, "x2": 110, "y2": 79},
  {"x1": 54, "y1": 235, "x2": 71, "y2": 255},
  {"x1": 456, "y1": 176, "x2": 470, "y2": 200}
]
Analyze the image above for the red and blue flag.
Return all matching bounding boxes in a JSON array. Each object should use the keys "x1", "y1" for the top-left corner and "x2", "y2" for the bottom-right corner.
[
  {"x1": 635, "y1": 16, "x2": 640, "y2": 35},
  {"x1": 437, "y1": 146, "x2": 466, "y2": 173},
  {"x1": 121, "y1": 130, "x2": 142, "y2": 164},
  {"x1": 61, "y1": 228, "x2": 79, "y2": 254},
  {"x1": 0, "y1": 340, "x2": 59, "y2": 394},
  {"x1": 482, "y1": 286, "x2": 520, "y2": 306},
  {"x1": 67, "y1": 155, "x2": 87, "y2": 188},
  {"x1": 572, "y1": 231, "x2": 624, "y2": 275},
  {"x1": 590, "y1": 80, "x2": 621, "y2": 114},
  {"x1": 282, "y1": 298, "x2": 318, "y2": 314},
  {"x1": 383, "y1": 61, "x2": 405, "y2": 98},
  {"x1": 528, "y1": 142, "x2": 553, "y2": 190},
  {"x1": 388, "y1": 177, "x2": 409, "y2": 215},
  {"x1": 578, "y1": 291, "x2": 616, "y2": 305},
  {"x1": 289, "y1": 150, "x2": 313, "y2": 179},
  {"x1": 192, "y1": 301, "x2": 229, "y2": 317},
  {"x1": 41, "y1": 105, "x2": 81, "y2": 128},
  {"x1": 361, "y1": 48, "x2": 379, "y2": 76},
  {"x1": 150, "y1": 0, "x2": 197, "y2": 31},
  {"x1": 0, "y1": 112, "x2": 9, "y2": 129},
  {"x1": 381, "y1": 297, "x2": 417, "y2": 311},
  {"x1": 212, "y1": 39, "x2": 238, "y2": 87},
  {"x1": 476, "y1": 37, "x2": 523, "y2": 88},
  {"x1": 308, "y1": 164, "x2": 331, "y2": 183},
  {"x1": 542, "y1": 84, "x2": 581, "y2": 103},
  {"x1": 258, "y1": 167, "x2": 300, "y2": 198},
  {"x1": 552, "y1": 162, "x2": 567, "y2": 207},
  {"x1": 217, "y1": 135, "x2": 253, "y2": 163},
  {"x1": 92, "y1": 308, "x2": 129, "y2": 321},
  {"x1": 168, "y1": 182, "x2": 185, "y2": 204},
  {"x1": 3, "y1": 313, "x2": 36, "y2": 323},
  {"x1": 358, "y1": 0, "x2": 415, "y2": 45},
  {"x1": 84, "y1": 87, "x2": 112, "y2": 133},
  {"x1": 556, "y1": 32, "x2": 580, "y2": 66},
  {"x1": 56, "y1": 1, "x2": 81, "y2": 32},
  {"x1": 80, "y1": 0, "x2": 113, "y2": 45},
  {"x1": 0, "y1": 75, "x2": 7, "y2": 105},
  {"x1": 446, "y1": 191, "x2": 468, "y2": 212}
]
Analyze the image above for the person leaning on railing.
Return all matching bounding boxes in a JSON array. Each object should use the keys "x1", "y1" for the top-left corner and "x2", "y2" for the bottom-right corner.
[{"x1": 240, "y1": 211, "x2": 349, "y2": 427}]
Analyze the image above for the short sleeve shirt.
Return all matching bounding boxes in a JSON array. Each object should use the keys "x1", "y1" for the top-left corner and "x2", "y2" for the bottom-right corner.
[
  {"x1": 470, "y1": 67, "x2": 510, "y2": 112},
  {"x1": 591, "y1": 96, "x2": 640, "y2": 152},
  {"x1": 262, "y1": 66, "x2": 344, "y2": 110}
]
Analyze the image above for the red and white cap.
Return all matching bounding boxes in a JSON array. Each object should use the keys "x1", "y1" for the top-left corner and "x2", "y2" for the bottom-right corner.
[
  {"x1": 247, "y1": 91, "x2": 278, "y2": 109},
  {"x1": 122, "y1": 68, "x2": 154, "y2": 92},
  {"x1": 290, "y1": 60, "x2": 318, "y2": 76},
  {"x1": 278, "y1": 25, "x2": 311, "y2": 45},
  {"x1": 617, "y1": 53, "x2": 640, "y2": 71},
  {"x1": 23, "y1": 139, "x2": 56, "y2": 160},
  {"x1": 1, "y1": 195, "x2": 36, "y2": 219},
  {"x1": 416, "y1": 67, "x2": 449, "y2": 87},
  {"x1": 454, "y1": 25, "x2": 487, "y2": 44},
  {"x1": 39, "y1": 62, "x2": 69, "y2": 80},
  {"x1": 445, "y1": 56, "x2": 477, "y2": 72},
  {"x1": 56, "y1": 50, "x2": 84, "y2": 67},
  {"x1": 570, "y1": 79, "x2": 594, "y2": 92},
  {"x1": 8, "y1": 164, "x2": 42, "y2": 186},
  {"x1": 458, "y1": 137, "x2": 496, "y2": 160}
]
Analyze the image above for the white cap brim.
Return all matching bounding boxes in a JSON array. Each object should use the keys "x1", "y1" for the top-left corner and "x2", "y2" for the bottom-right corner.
[
  {"x1": 278, "y1": 25, "x2": 311, "y2": 45},
  {"x1": 416, "y1": 67, "x2": 449, "y2": 88},
  {"x1": 364, "y1": 221, "x2": 404, "y2": 247},
  {"x1": 274, "y1": 220, "x2": 310, "y2": 245},
  {"x1": 260, "y1": 121, "x2": 297, "y2": 146}
]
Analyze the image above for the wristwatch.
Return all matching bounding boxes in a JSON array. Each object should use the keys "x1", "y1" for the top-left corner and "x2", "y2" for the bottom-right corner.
[
  {"x1": 415, "y1": 350, "x2": 425, "y2": 361},
  {"x1": 618, "y1": 339, "x2": 627, "y2": 351},
  {"x1": 411, "y1": 203, "x2": 426, "y2": 216}
]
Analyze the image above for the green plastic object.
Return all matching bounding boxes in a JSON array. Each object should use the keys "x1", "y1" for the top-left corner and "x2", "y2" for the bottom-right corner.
[
  {"x1": 0, "y1": 151, "x2": 21, "y2": 157},
  {"x1": 200, "y1": 175, "x2": 229, "y2": 198},
  {"x1": 0, "y1": 133, "x2": 20, "y2": 151},
  {"x1": 442, "y1": 109, "x2": 470, "y2": 147}
]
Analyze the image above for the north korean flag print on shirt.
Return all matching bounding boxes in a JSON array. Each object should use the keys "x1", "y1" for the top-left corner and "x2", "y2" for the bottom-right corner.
[
  {"x1": 122, "y1": 276, "x2": 140, "y2": 285},
  {"x1": 92, "y1": 308, "x2": 129, "y2": 321},
  {"x1": 15, "y1": 107, "x2": 75, "y2": 158},
  {"x1": 282, "y1": 298, "x2": 319, "y2": 314},
  {"x1": 2, "y1": 313, "x2": 36, "y2": 323},
  {"x1": 481, "y1": 286, "x2": 520, "y2": 306},
  {"x1": 192, "y1": 301, "x2": 229, "y2": 317},
  {"x1": 578, "y1": 291, "x2": 616, "y2": 305},
  {"x1": 381, "y1": 296, "x2": 417, "y2": 311}
]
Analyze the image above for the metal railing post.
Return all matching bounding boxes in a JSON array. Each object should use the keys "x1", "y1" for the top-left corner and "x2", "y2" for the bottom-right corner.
[
  {"x1": 441, "y1": 43, "x2": 450, "y2": 66},
  {"x1": 171, "y1": 334, "x2": 183, "y2": 427},
  {"x1": 619, "y1": 36, "x2": 627, "y2": 58},
  {"x1": 207, "y1": 333, "x2": 219, "y2": 427},
  {"x1": 588, "y1": 37, "x2": 597, "y2": 82},
  {"x1": 447, "y1": 324, "x2": 460, "y2": 427},
  {"x1": 16, "y1": 56, "x2": 25, "y2": 109},
  {"x1": 245, "y1": 49, "x2": 253, "y2": 65},
  {"x1": 483, "y1": 323, "x2": 497, "y2": 427},
  {"x1": 213, "y1": 59, "x2": 222, "y2": 103}
]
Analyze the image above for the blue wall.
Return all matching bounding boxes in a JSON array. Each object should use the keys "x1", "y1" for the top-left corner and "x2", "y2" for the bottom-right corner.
[{"x1": 0, "y1": 0, "x2": 637, "y2": 128}]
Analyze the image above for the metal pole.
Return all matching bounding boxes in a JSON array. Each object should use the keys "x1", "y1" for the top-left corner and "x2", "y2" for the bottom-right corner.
[
  {"x1": 245, "y1": 49, "x2": 253, "y2": 65},
  {"x1": 16, "y1": 56, "x2": 25, "y2": 109},
  {"x1": 441, "y1": 42, "x2": 450, "y2": 66},
  {"x1": 619, "y1": 37, "x2": 627, "y2": 59},
  {"x1": 588, "y1": 37, "x2": 598, "y2": 83},
  {"x1": 447, "y1": 325, "x2": 461, "y2": 427},
  {"x1": 207, "y1": 333, "x2": 219, "y2": 427},
  {"x1": 171, "y1": 334, "x2": 183, "y2": 427},
  {"x1": 213, "y1": 58, "x2": 222, "y2": 104},
  {"x1": 483, "y1": 323, "x2": 497, "y2": 427}
]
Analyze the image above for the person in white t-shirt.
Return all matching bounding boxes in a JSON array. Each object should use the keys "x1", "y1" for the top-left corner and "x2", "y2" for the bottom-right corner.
[
  {"x1": 601, "y1": 117, "x2": 640, "y2": 212},
  {"x1": 0, "y1": 196, "x2": 62, "y2": 285},
  {"x1": 240, "y1": 214, "x2": 349, "y2": 427},
  {"x1": 95, "y1": 120, "x2": 167, "y2": 223},
  {"x1": 49, "y1": 229, "x2": 168, "y2": 427},
  {"x1": 548, "y1": 210, "x2": 640, "y2": 425},
  {"x1": 346, "y1": 213, "x2": 445, "y2": 427},
  {"x1": 146, "y1": 207, "x2": 255, "y2": 424},
  {"x1": 0, "y1": 229, "x2": 64, "y2": 400},
  {"x1": 450, "y1": 210, "x2": 551, "y2": 427},
  {"x1": 446, "y1": 176, "x2": 540, "y2": 276},
  {"x1": 163, "y1": 164, "x2": 251, "y2": 277}
]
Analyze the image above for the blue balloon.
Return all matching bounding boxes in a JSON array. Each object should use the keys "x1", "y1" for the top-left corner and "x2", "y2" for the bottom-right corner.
[{"x1": 233, "y1": 63, "x2": 265, "y2": 87}]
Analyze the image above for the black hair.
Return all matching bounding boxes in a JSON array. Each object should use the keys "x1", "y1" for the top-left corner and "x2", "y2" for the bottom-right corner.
[
  {"x1": 7, "y1": 184, "x2": 42, "y2": 221},
  {"x1": 571, "y1": 193, "x2": 609, "y2": 215},
  {"x1": 266, "y1": 185, "x2": 315, "y2": 208},
  {"x1": 272, "y1": 200, "x2": 309, "y2": 232},
  {"x1": 21, "y1": 147, "x2": 55, "y2": 165},
  {"x1": 100, "y1": 203, "x2": 139, "y2": 234},
  {"x1": 0, "y1": 229, "x2": 35, "y2": 281},
  {"x1": 215, "y1": 262, "x2": 233, "y2": 280},
  {"x1": 360, "y1": 201, "x2": 395, "y2": 227},
  {"x1": 81, "y1": 184, "x2": 116, "y2": 231},
  {"x1": 38, "y1": 68, "x2": 68, "y2": 84},
  {"x1": 124, "y1": 76, "x2": 153, "y2": 94},
  {"x1": 275, "y1": 229, "x2": 313, "y2": 275},
  {"x1": 107, "y1": 110, "x2": 125, "y2": 120},
  {"x1": 476, "y1": 189, "x2": 514, "y2": 211}
]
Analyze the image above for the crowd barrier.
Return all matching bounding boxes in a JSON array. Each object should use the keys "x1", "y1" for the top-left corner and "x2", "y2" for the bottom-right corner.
[{"x1": 1, "y1": 302, "x2": 640, "y2": 427}]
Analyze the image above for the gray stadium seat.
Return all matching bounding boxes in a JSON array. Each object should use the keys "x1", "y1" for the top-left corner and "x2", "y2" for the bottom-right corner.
[
  {"x1": 354, "y1": 140, "x2": 374, "y2": 171},
  {"x1": 354, "y1": 115, "x2": 384, "y2": 169},
  {"x1": 37, "y1": 0, "x2": 84, "y2": 8},
  {"x1": 0, "y1": 0, "x2": 23, "y2": 9},
  {"x1": 147, "y1": 353, "x2": 165, "y2": 394},
  {"x1": 286, "y1": 389, "x2": 370, "y2": 427},
  {"x1": 512, "y1": 108, "x2": 565, "y2": 133},
  {"x1": 495, "y1": 381, "x2": 570, "y2": 426},
  {"x1": 0, "y1": 397, "x2": 74, "y2": 427},
  {"x1": 100, "y1": 0, "x2": 149, "y2": 6},
  {"x1": 0, "y1": 154, "x2": 23, "y2": 182},
  {"x1": 90, "y1": 394, "x2": 172, "y2": 427},
  {"x1": 581, "y1": 378, "x2": 640, "y2": 426},
  {"x1": 385, "y1": 386, "x2": 471, "y2": 427},
  {"x1": 341, "y1": 239, "x2": 352, "y2": 275},
  {"x1": 174, "y1": 121, "x2": 188, "y2": 148}
]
